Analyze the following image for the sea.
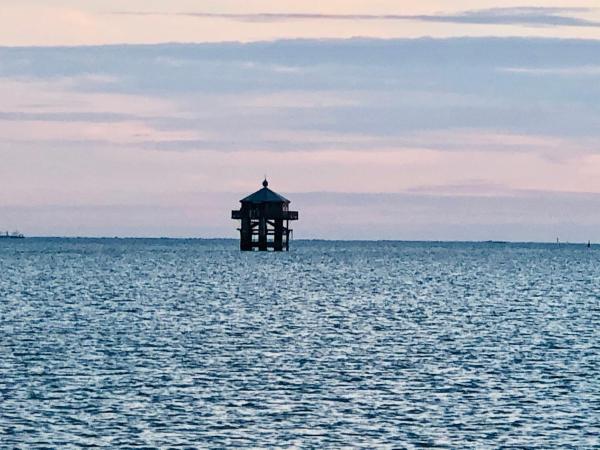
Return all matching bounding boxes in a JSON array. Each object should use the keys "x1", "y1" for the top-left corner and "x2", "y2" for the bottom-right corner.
[{"x1": 0, "y1": 238, "x2": 598, "y2": 448}]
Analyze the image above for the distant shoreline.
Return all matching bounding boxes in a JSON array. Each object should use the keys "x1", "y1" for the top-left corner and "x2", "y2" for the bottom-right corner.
[{"x1": 2, "y1": 237, "x2": 594, "y2": 245}]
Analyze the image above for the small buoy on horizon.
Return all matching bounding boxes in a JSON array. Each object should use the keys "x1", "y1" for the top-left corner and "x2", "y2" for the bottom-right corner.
[{"x1": 588, "y1": 240, "x2": 591, "y2": 248}]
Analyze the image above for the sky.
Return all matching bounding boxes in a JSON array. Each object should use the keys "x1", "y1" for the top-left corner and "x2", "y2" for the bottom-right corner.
[{"x1": 2, "y1": 1, "x2": 600, "y2": 240}]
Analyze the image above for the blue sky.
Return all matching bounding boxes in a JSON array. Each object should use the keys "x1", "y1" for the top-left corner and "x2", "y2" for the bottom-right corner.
[{"x1": 1, "y1": 2, "x2": 600, "y2": 240}]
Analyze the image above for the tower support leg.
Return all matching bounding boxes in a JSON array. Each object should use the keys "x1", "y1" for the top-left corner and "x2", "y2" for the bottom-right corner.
[
  {"x1": 274, "y1": 219, "x2": 283, "y2": 251},
  {"x1": 258, "y1": 217, "x2": 267, "y2": 251},
  {"x1": 240, "y1": 218, "x2": 252, "y2": 251}
]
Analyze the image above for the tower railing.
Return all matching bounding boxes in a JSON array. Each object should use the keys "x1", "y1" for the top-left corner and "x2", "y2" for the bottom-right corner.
[{"x1": 231, "y1": 210, "x2": 298, "y2": 220}]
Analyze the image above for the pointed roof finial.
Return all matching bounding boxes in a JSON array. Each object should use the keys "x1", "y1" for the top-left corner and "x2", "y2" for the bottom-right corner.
[{"x1": 262, "y1": 177, "x2": 268, "y2": 188}]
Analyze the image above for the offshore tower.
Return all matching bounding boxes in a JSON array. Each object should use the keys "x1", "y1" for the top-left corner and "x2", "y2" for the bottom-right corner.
[{"x1": 231, "y1": 179, "x2": 298, "y2": 251}]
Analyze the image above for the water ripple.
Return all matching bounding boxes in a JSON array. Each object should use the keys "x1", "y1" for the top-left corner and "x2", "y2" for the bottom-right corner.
[{"x1": 0, "y1": 239, "x2": 599, "y2": 448}]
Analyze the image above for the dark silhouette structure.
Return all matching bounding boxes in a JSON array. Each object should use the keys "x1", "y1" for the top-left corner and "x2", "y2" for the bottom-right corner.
[
  {"x1": 0, "y1": 231, "x2": 24, "y2": 239},
  {"x1": 231, "y1": 179, "x2": 298, "y2": 251}
]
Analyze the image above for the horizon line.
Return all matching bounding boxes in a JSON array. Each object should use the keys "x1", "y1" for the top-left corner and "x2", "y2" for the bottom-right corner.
[{"x1": 6, "y1": 236, "x2": 593, "y2": 245}]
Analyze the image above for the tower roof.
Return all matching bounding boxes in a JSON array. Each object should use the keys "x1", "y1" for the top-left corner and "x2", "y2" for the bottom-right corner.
[{"x1": 241, "y1": 179, "x2": 290, "y2": 204}]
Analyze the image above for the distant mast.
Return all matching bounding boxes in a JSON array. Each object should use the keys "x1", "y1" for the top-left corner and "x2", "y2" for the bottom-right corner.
[{"x1": 231, "y1": 179, "x2": 299, "y2": 251}]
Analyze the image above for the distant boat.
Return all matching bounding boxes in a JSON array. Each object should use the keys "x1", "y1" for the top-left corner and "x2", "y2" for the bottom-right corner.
[{"x1": 0, "y1": 231, "x2": 25, "y2": 239}]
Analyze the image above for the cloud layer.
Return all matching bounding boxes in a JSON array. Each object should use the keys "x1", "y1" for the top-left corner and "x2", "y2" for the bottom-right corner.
[
  {"x1": 2, "y1": 37, "x2": 600, "y2": 238},
  {"x1": 5, "y1": 3, "x2": 600, "y2": 46},
  {"x1": 113, "y1": 7, "x2": 600, "y2": 28}
]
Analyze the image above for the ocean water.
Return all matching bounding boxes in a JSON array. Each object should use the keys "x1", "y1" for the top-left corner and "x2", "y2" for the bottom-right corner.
[{"x1": 0, "y1": 238, "x2": 598, "y2": 448}]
